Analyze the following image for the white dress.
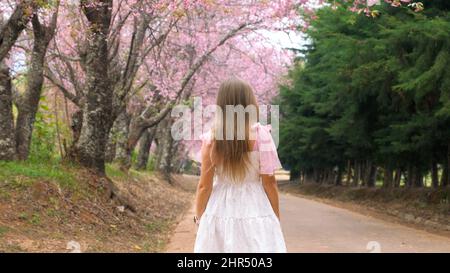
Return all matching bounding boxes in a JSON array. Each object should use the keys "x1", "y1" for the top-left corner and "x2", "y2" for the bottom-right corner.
[{"x1": 194, "y1": 123, "x2": 287, "y2": 253}]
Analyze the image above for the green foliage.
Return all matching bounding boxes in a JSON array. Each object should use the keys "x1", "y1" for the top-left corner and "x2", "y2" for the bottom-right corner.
[
  {"x1": 105, "y1": 164, "x2": 128, "y2": 178},
  {"x1": 0, "y1": 226, "x2": 9, "y2": 237},
  {"x1": 23, "y1": 91, "x2": 72, "y2": 163},
  {"x1": 146, "y1": 155, "x2": 157, "y2": 172},
  {"x1": 130, "y1": 150, "x2": 138, "y2": 166},
  {"x1": 0, "y1": 160, "x2": 77, "y2": 190},
  {"x1": 28, "y1": 96, "x2": 57, "y2": 162},
  {"x1": 279, "y1": 2, "x2": 450, "y2": 187},
  {"x1": 144, "y1": 219, "x2": 169, "y2": 233}
]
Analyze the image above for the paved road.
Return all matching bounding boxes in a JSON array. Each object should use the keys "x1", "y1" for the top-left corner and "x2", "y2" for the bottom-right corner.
[
  {"x1": 280, "y1": 193, "x2": 450, "y2": 252},
  {"x1": 166, "y1": 193, "x2": 450, "y2": 253}
]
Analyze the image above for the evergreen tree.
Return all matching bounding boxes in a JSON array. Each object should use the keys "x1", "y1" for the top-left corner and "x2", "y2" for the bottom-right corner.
[{"x1": 279, "y1": 1, "x2": 450, "y2": 188}]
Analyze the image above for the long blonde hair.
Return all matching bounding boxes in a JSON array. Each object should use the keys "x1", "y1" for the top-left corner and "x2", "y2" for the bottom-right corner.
[{"x1": 211, "y1": 78, "x2": 259, "y2": 181}]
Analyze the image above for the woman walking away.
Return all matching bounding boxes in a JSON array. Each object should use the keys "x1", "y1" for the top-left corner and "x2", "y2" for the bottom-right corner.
[{"x1": 193, "y1": 78, "x2": 287, "y2": 253}]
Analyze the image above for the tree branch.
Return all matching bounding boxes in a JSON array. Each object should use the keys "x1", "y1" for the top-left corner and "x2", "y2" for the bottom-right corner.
[
  {"x1": 0, "y1": 0, "x2": 39, "y2": 61},
  {"x1": 137, "y1": 22, "x2": 249, "y2": 129},
  {"x1": 44, "y1": 67, "x2": 80, "y2": 106}
]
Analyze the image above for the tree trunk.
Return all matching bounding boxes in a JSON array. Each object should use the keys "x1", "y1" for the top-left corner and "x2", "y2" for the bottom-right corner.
[
  {"x1": 312, "y1": 168, "x2": 319, "y2": 183},
  {"x1": 127, "y1": 117, "x2": 151, "y2": 159},
  {"x1": 406, "y1": 164, "x2": 413, "y2": 187},
  {"x1": 414, "y1": 172, "x2": 423, "y2": 187},
  {"x1": 154, "y1": 118, "x2": 167, "y2": 170},
  {"x1": 327, "y1": 169, "x2": 333, "y2": 184},
  {"x1": 290, "y1": 168, "x2": 300, "y2": 182},
  {"x1": 104, "y1": 111, "x2": 127, "y2": 163},
  {"x1": 0, "y1": 63, "x2": 15, "y2": 160},
  {"x1": 105, "y1": 128, "x2": 116, "y2": 163},
  {"x1": 154, "y1": 140, "x2": 162, "y2": 172},
  {"x1": 71, "y1": 0, "x2": 113, "y2": 174},
  {"x1": 70, "y1": 110, "x2": 83, "y2": 145},
  {"x1": 394, "y1": 168, "x2": 402, "y2": 187},
  {"x1": 168, "y1": 138, "x2": 180, "y2": 173},
  {"x1": 157, "y1": 117, "x2": 174, "y2": 175},
  {"x1": 354, "y1": 160, "x2": 361, "y2": 187},
  {"x1": 442, "y1": 144, "x2": 449, "y2": 187},
  {"x1": 446, "y1": 142, "x2": 450, "y2": 187},
  {"x1": 135, "y1": 127, "x2": 156, "y2": 170},
  {"x1": 15, "y1": 14, "x2": 56, "y2": 160},
  {"x1": 329, "y1": 168, "x2": 334, "y2": 185},
  {"x1": 431, "y1": 160, "x2": 439, "y2": 188},
  {"x1": 304, "y1": 170, "x2": 314, "y2": 184},
  {"x1": 346, "y1": 160, "x2": 352, "y2": 186},
  {"x1": 112, "y1": 111, "x2": 131, "y2": 169},
  {"x1": 321, "y1": 169, "x2": 326, "y2": 184},
  {"x1": 360, "y1": 160, "x2": 367, "y2": 187},
  {"x1": 383, "y1": 167, "x2": 393, "y2": 188},
  {"x1": 441, "y1": 162, "x2": 449, "y2": 187},
  {"x1": 335, "y1": 167, "x2": 342, "y2": 186},
  {"x1": 408, "y1": 165, "x2": 423, "y2": 187},
  {"x1": 366, "y1": 163, "x2": 377, "y2": 188}
]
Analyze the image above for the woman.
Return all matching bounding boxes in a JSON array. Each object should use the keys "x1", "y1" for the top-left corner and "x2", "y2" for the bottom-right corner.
[{"x1": 193, "y1": 78, "x2": 287, "y2": 253}]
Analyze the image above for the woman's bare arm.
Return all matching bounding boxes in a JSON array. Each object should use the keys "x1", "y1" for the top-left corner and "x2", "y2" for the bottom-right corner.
[
  {"x1": 261, "y1": 174, "x2": 280, "y2": 219},
  {"x1": 194, "y1": 142, "x2": 215, "y2": 220}
]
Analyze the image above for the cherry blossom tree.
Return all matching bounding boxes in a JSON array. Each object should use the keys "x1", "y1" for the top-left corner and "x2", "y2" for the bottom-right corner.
[
  {"x1": 45, "y1": 0, "x2": 181, "y2": 172},
  {"x1": 102, "y1": 0, "x2": 301, "y2": 170},
  {"x1": 0, "y1": 0, "x2": 41, "y2": 160},
  {"x1": 0, "y1": 0, "x2": 58, "y2": 160},
  {"x1": 0, "y1": 0, "x2": 420, "y2": 171}
]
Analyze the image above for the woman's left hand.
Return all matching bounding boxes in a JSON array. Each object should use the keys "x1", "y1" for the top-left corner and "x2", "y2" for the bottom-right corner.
[{"x1": 194, "y1": 215, "x2": 201, "y2": 226}]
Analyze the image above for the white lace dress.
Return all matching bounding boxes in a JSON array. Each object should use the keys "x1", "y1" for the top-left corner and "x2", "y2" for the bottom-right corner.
[{"x1": 194, "y1": 123, "x2": 287, "y2": 253}]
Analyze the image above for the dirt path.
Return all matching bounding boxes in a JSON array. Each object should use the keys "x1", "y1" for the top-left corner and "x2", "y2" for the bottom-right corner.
[
  {"x1": 166, "y1": 202, "x2": 197, "y2": 253},
  {"x1": 166, "y1": 190, "x2": 450, "y2": 253}
]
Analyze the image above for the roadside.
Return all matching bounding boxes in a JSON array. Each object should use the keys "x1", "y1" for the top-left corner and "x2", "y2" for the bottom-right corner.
[
  {"x1": 279, "y1": 183, "x2": 450, "y2": 238},
  {"x1": 0, "y1": 161, "x2": 195, "y2": 252}
]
